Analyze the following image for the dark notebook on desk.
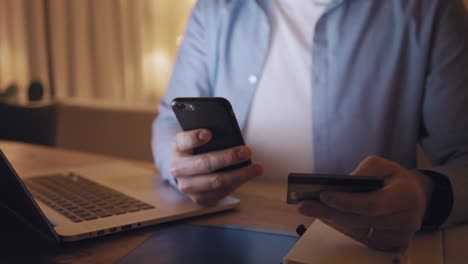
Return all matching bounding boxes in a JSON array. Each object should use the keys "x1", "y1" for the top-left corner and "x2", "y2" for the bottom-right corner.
[{"x1": 117, "y1": 224, "x2": 299, "y2": 264}]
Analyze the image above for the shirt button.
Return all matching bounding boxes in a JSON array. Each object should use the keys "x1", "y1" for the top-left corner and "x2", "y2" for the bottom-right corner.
[{"x1": 248, "y1": 75, "x2": 258, "y2": 84}]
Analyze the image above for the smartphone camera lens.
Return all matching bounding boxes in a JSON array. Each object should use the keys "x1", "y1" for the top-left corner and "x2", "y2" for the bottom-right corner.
[
  {"x1": 175, "y1": 103, "x2": 195, "y2": 111},
  {"x1": 185, "y1": 104, "x2": 195, "y2": 111},
  {"x1": 176, "y1": 103, "x2": 186, "y2": 110}
]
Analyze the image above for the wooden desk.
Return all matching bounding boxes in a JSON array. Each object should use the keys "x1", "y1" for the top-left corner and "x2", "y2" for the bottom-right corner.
[{"x1": 0, "y1": 141, "x2": 314, "y2": 263}]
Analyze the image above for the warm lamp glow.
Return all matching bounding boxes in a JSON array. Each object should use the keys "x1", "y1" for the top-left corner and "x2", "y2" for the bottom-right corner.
[
  {"x1": 143, "y1": 50, "x2": 172, "y2": 100},
  {"x1": 0, "y1": 42, "x2": 27, "y2": 97},
  {"x1": 139, "y1": 0, "x2": 195, "y2": 102},
  {"x1": 150, "y1": 51, "x2": 171, "y2": 72}
]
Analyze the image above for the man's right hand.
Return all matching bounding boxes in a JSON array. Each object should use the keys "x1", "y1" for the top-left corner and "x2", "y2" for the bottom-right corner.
[{"x1": 170, "y1": 128, "x2": 263, "y2": 205}]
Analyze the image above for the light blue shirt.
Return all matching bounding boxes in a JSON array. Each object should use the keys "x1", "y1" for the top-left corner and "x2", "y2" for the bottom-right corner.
[{"x1": 153, "y1": 0, "x2": 468, "y2": 227}]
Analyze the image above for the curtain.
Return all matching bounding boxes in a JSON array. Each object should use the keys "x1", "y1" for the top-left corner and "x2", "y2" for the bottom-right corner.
[
  {"x1": 1, "y1": 0, "x2": 467, "y2": 104},
  {"x1": 0, "y1": 0, "x2": 49, "y2": 102},
  {"x1": 0, "y1": 0, "x2": 194, "y2": 104}
]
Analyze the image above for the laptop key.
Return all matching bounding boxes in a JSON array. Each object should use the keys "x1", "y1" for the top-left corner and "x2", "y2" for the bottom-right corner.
[
  {"x1": 109, "y1": 207, "x2": 126, "y2": 215},
  {"x1": 95, "y1": 211, "x2": 112, "y2": 217},
  {"x1": 120, "y1": 205, "x2": 140, "y2": 212},
  {"x1": 70, "y1": 217, "x2": 83, "y2": 223},
  {"x1": 138, "y1": 205, "x2": 155, "y2": 210},
  {"x1": 25, "y1": 173, "x2": 156, "y2": 222},
  {"x1": 81, "y1": 215, "x2": 98, "y2": 221}
]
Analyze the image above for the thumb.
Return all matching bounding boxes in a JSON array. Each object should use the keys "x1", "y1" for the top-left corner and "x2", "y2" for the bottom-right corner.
[{"x1": 352, "y1": 156, "x2": 400, "y2": 177}]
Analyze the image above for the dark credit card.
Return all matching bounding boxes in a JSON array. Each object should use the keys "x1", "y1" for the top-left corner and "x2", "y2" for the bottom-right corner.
[{"x1": 286, "y1": 173, "x2": 385, "y2": 204}]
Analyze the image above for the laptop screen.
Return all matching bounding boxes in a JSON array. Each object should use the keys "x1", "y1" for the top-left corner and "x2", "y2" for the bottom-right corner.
[{"x1": 0, "y1": 149, "x2": 59, "y2": 243}]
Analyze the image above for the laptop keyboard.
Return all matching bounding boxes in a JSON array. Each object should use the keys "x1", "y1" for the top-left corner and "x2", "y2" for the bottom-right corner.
[{"x1": 25, "y1": 173, "x2": 155, "y2": 223}]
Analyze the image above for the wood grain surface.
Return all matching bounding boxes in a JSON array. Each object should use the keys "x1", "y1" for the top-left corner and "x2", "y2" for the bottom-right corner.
[{"x1": 0, "y1": 141, "x2": 314, "y2": 263}]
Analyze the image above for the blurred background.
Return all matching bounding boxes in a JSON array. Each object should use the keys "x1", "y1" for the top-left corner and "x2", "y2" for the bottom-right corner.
[
  {"x1": 0, "y1": 0, "x2": 195, "y2": 162},
  {"x1": 0, "y1": 0, "x2": 467, "y2": 163},
  {"x1": 0, "y1": 0, "x2": 195, "y2": 104}
]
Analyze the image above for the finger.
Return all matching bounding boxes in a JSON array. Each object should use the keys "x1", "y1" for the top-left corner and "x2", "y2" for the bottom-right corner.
[
  {"x1": 185, "y1": 164, "x2": 263, "y2": 206},
  {"x1": 173, "y1": 129, "x2": 212, "y2": 153},
  {"x1": 321, "y1": 219, "x2": 412, "y2": 252},
  {"x1": 188, "y1": 188, "x2": 233, "y2": 206},
  {"x1": 171, "y1": 146, "x2": 252, "y2": 177},
  {"x1": 298, "y1": 200, "x2": 420, "y2": 232},
  {"x1": 324, "y1": 156, "x2": 412, "y2": 216},
  {"x1": 319, "y1": 188, "x2": 412, "y2": 216},
  {"x1": 351, "y1": 156, "x2": 400, "y2": 177},
  {"x1": 320, "y1": 219, "x2": 369, "y2": 244},
  {"x1": 177, "y1": 163, "x2": 263, "y2": 194},
  {"x1": 320, "y1": 191, "x2": 381, "y2": 215}
]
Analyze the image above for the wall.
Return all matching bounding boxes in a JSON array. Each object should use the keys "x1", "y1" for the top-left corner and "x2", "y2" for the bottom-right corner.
[{"x1": 56, "y1": 100, "x2": 157, "y2": 161}]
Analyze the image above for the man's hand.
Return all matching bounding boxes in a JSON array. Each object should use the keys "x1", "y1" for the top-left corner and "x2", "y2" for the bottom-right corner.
[
  {"x1": 170, "y1": 128, "x2": 263, "y2": 205},
  {"x1": 298, "y1": 156, "x2": 434, "y2": 252}
]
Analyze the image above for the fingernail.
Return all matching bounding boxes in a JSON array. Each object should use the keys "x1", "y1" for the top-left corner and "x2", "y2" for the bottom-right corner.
[
  {"x1": 236, "y1": 147, "x2": 248, "y2": 160},
  {"x1": 247, "y1": 164, "x2": 263, "y2": 179},
  {"x1": 198, "y1": 130, "x2": 210, "y2": 142},
  {"x1": 254, "y1": 164, "x2": 264, "y2": 175},
  {"x1": 170, "y1": 166, "x2": 179, "y2": 177},
  {"x1": 297, "y1": 203, "x2": 305, "y2": 213}
]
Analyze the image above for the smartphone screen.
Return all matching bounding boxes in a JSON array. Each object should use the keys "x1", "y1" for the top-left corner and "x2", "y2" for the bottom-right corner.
[{"x1": 171, "y1": 97, "x2": 251, "y2": 171}]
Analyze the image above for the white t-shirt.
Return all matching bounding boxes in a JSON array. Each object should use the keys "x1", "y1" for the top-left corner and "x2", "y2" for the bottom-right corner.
[{"x1": 244, "y1": 0, "x2": 329, "y2": 182}]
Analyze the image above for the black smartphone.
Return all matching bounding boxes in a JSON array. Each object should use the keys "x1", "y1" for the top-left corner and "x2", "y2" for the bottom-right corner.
[
  {"x1": 171, "y1": 97, "x2": 251, "y2": 171},
  {"x1": 286, "y1": 173, "x2": 385, "y2": 204}
]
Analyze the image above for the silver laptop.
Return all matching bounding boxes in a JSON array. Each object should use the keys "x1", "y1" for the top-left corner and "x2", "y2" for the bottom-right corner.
[{"x1": 0, "y1": 148, "x2": 239, "y2": 243}]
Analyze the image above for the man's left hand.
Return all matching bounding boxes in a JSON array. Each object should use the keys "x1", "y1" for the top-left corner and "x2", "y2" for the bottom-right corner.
[{"x1": 298, "y1": 156, "x2": 434, "y2": 252}]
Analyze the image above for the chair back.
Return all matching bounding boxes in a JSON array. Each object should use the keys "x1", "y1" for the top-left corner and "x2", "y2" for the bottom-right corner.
[{"x1": 0, "y1": 102, "x2": 58, "y2": 146}]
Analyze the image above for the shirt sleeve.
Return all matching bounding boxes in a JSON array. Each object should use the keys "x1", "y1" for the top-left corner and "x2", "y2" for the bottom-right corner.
[
  {"x1": 151, "y1": 0, "x2": 214, "y2": 186},
  {"x1": 419, "y1": 0, "x2": 468, "y2": 228}
]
